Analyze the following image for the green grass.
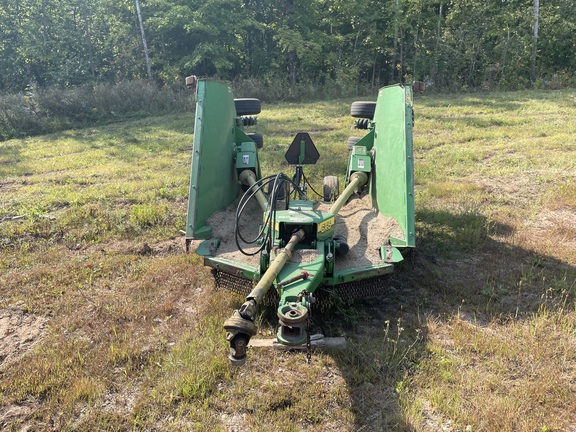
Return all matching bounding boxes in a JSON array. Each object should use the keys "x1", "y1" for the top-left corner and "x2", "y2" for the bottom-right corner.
[{"x1": 1, "y1": 88, "x2": 576, "y2": 431}]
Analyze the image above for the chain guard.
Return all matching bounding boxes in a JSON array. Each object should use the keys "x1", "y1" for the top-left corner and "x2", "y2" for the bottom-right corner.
[
  {"x1": 213, "y1": 270, "x2": 279, "y2": 306},
  {"x1": 212, "y1": 270, "x2": 391, "y2": 308}
]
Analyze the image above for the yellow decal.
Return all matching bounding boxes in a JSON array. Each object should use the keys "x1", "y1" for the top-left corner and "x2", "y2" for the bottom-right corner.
[{"x1": 317, "y1": 217, "x2": 334, "y2": 234}]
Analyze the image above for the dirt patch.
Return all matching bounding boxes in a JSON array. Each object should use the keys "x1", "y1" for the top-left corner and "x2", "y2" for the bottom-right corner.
[
  {"x1": 221, "y1": 412, "x2": 250, "y2": 432},
  {"x1": 418, "y1": 399, "x2": 462, "y2": 432},
  {"x1": 290, "y1": 249, "x2": 322, "y2": 263},
  {"x1": 0, "y1": 309, "x2": 47, "y2": 369},
  {"x1": 100, "y1": 383, "x2": 138, "y2": 416},
  {"x1": 0, "y1": 400, "x2": 37, "y2": 430},
  {"x1": 476, "y1": 172, "x2": 570, "y2": 211},
  {"x1": 201, "y1": 193, "x2": 404, "y2": 271},
  {"x1": 530, "y1": 208, "x2": 576, "y2": 230},
  {"x1": 96, "y1": 238, "x2": 186, "y2": 257}
]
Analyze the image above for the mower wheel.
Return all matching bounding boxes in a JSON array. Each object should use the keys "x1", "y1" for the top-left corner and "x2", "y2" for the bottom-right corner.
[
  {"x1": 351, "y1": 101, "x2": 376, "y2": 119},
  {"x1": 347, "y1": 136, "x2": 362, "y2": 150},
  {"x1": 247, "y1": 133, "x2": 263, "y2": 149},
  {"x1": 323, "y1": 176, "x2": 339, "y2": 202},
  {"x1": 235, "y1": 98, "x2": 261, "y2": 116}
]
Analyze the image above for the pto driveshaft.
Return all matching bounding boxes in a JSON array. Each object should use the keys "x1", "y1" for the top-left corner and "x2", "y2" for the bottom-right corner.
[{"x1": 223, "y1": 229, "x2": 305, "y2": 365}]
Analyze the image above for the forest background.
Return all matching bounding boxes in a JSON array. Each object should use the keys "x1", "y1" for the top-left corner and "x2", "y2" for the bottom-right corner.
[{"x1": 1, "y1": 0, "x2": 575, "y2": 139}]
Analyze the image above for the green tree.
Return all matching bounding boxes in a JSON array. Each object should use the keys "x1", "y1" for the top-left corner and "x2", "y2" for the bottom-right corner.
[
  {"x1": 538, "y1": 0, "x2": 576, "y2": 84},
  {"x1": 145, "y1": 0, "x2": 257, "y2": 81},
  {"x1": 0, "y1": 0, "x2": 575, "y2": 93}
]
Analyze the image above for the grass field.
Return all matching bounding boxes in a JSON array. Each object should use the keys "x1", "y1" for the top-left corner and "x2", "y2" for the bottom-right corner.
[{"x1": 1, "y1": 88, "x2": 575, "y2": 431}]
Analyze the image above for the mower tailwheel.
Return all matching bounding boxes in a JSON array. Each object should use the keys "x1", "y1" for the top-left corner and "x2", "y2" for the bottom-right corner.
[
  {"x1": 347, "y1": 136, "x2": 362, "y2": 151},
  {"x1": 323, "y1": 176, "x2": 339, "y2": 202},
  {"x1": 234, "y1": 98, "x2": 261, "y2": 116},
  {"x1": 247, "y1": 133, "x2": 263, "y2": 149},
  {"x1": 350, "y1": 101, "x2": 376, "y2": 119}
]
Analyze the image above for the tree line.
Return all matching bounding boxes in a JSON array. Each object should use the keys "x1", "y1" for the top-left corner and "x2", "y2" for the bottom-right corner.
[{"x1": 1, "y1": 0, "x2": 575, "y2": 93}]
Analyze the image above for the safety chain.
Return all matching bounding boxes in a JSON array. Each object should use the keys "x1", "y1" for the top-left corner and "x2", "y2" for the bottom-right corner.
[
  {"x1": 297, "y1": 289, "x2": 313, "y2": 364},
  {"x1": 306, "y1": 305, "x2": 312, "y2": 364},
  {"x1": 273, "y1": 295, "x2": 313, "y2": 364}
]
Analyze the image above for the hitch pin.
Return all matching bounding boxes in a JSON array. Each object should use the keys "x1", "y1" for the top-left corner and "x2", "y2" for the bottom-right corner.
[{"x1": 277, "y1": 271, "x2": 314, "y2": 288}]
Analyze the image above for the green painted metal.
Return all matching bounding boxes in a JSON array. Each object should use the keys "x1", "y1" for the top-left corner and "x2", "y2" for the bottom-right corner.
[
  {"x1": 235, "y1": 142, "x2": 257, "y2": 170},
  {"x1": 380, "y1": 245, "x2": 404, "y2": 263},
  {"x1": 196, "y1": 238, "x2": 220, "y2": 256},
  {"x1": 276, "y1": 245, "x2": 325, "y2": 300},
  {"x1": 196, "y1": 237, "x2": 261, "y2": 281},
  {"x1": 184, "y1": 79, "x2": 418, "y2": 362},
  {"x1": 276, "y1": 301, "x2": 309, "y2": 345},
  {"x1": 272, "y1": 200, "x2": 335, "y2": 242},
  {"x1": 186, "y1": 80, "x2": 240, "y2": 239},
  {"x1": 204, "y1": 256, "x2": 260, "y2": 281},
  {"x1": 274, "y1": 242, "x2": 325, "y2": 346},
  {"x1": 185, "y1": 80, "x2": 264, "y2": 241},
  {"x1": 325, "y1": 263, "x2": 395, "y2": 286},
  {"x1": 370, "y1": 84, "x2": 416, "y2": 248},
  {"x1": 348, "y1": 146, "x2": 372, "y2": 173},
  {"x1": 235, "y1": 128, "x2": 262, "y2": 180},
  {"x1": 246, "y1": 229, "x2": 305, "y2": 303},
  {"x1": 356, "y1": 129, "x2": 375, "y2": 151}
]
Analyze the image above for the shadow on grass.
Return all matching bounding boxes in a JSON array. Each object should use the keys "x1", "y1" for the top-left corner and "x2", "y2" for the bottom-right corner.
[
  {"x1": 417, "y1": 94, "x2": 523, "y2": 112},
  {"x1": 0, "y1": 139, "x2": 30, "y2": 178},
  {"x1": 31, "y1": 115, "x2": 195, "y2": 165},
  {"x1": 260, "y1": 118, "x2": 335, "y2": 140},
  {"x1": 314, "y1": 208, "x2": 576, "y2": 431}
]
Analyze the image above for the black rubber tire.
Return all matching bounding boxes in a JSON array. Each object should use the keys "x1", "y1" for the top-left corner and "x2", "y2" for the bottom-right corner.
[
  {"x1": 323, "y1": 176, "x2": 339, "y2": 202},
  {"x1": 247, "y1": 133, "x2": 263, "y2": 149},
  {"x1": 334, "y1": 235, "x2": 349, "y2": 256},
  {"x1": 351, "y1": 101, "x2": 376, "y2": 119},
  {"x1": 347, "y1": 136, "x2": 362, "y2": 151},
  {"x1": 235, "y1": 98, "x2": 261, "y2": 116}
]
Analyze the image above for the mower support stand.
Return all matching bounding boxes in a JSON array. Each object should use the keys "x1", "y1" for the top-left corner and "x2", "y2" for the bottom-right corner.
[{"x1": 249, "y1": 335, "x2": 346, "y2": 350}]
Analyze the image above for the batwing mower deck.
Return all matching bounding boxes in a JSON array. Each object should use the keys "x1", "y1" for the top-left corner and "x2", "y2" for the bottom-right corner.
[{"x1": 184, "y1": 79, "x2": 415, "y2": 365}]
